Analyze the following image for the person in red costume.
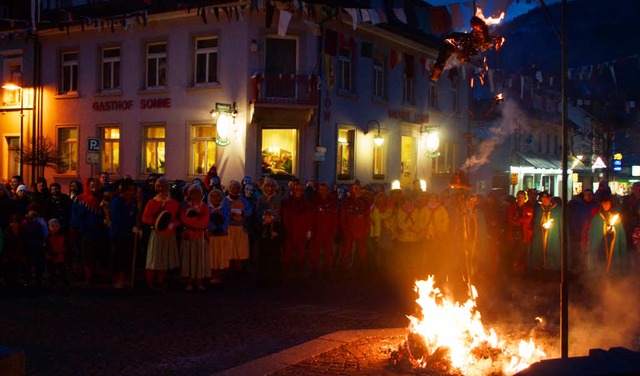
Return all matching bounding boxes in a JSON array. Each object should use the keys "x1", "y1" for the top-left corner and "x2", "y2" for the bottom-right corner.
[
  {"x1": 507, "y1": 190, "x2": 534, "y2": 277},
  {"x1": 309, "y1": 183, "x2": 339, "y2": 275},
  {"x1": 340, "y1": 182, "x2": 371, "y2": 271},
  {"x1": 180, "y1": 184, "x2": 211, "y2": 291},
  {"x1": 281, "y1": 181, "x2": 312, "y2": 276},
  {"x1": 142, "y1": 177, "x2": 180, "y2": 289}
]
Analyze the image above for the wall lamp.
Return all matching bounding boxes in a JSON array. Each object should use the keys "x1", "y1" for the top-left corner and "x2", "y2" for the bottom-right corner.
[
  {"x1": 365, "y1": 119, "x2": 384, "y2": 146},
  {"x1": 210, "y1": 101, "x2": 238, "y2": 147},
  {"x1": 420, "y1": 125, "x2": 440, "y2": 157}
]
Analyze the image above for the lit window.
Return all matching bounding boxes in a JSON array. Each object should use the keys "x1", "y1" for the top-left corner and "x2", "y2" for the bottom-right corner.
[
  {"x1": 372, "y1": 56, "x2": 385, "y2": 99},
  {"x1": 143, "y1": 125, "x2": 165, "y2": 174},
  {"x1": 194, "y1": 37, "x2": 218, "y2": 85},
  {"x1": 336, "y1": 128, "x2": 355, "y2": 180},
  {"x1": 146, "y1": 42, "x2": 167, "y2": 89},
  {"x1": 191, "y1": 124, "x2": 217, "y2": 175},
  {"x1": 100, "y1": 126, "x2": 120, "y2": 173},
  {"x1": 261, "y1": 129, "x2": 297, "y2": 175},
  {"x1": 57, "y1": 127, "x2": 78, "y2": 173},
  {"x1": 432, "y1": 141, "x2": 458, "y2": 175},
  {"x1": 101, "y1": 47, "x2": 120, "y2": 91},
  {"x1": 338, "y1": 48, "x2": 353, "y2": 92},
  {"x1": 373, "y1": 136, "x2": 386, "y2": 180},
  {"x1": 60, "y1": 51, "x2": 78, "y2": 94}
]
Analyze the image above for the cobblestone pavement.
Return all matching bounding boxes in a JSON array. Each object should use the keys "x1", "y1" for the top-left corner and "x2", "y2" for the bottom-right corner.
[{"x1": 2, "y1": 271, "x2": 639, "y2": 376}]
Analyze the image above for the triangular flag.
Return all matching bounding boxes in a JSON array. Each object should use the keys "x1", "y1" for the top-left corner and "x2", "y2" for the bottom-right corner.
[
  {"x1": 393, "y1": 8, "x2": 407, "y2": 23},
  {"x1": 278, "y1": 10, "x2": 292, "y2": 36}
]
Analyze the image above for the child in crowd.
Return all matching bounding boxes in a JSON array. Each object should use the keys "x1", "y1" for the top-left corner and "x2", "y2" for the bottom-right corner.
[{"x1": 46, "y1": 218, "x2": 69, "y2": 291}]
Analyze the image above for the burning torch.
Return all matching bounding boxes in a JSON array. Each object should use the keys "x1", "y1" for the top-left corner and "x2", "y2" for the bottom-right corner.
[{"x1": 605, "y1": 214, "x2": 619, "y2": 273}]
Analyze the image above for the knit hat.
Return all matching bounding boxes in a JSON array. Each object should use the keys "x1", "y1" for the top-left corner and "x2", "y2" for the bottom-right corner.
[
  {"x1": 48, "y1": 218, "x2": 60, "y2": 227},
  {"x1": 16, "y1": 184, "x2": 28, "y2": 193}
]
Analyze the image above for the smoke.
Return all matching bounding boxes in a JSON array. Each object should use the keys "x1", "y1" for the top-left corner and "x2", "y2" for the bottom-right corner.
[
  {"x1": 461, "y1": 98, "x2": 527, "y2": 172},
  {"x1": 567, "y1": 274, "x2": 640, "y2": 356}
]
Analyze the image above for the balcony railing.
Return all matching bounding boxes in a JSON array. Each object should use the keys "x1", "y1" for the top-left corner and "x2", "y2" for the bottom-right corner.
[{"x1": 252, "y1": 73, "x2": 318, "y2": 106}]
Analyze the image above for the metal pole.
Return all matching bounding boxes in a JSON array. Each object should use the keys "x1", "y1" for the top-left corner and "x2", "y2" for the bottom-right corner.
[
  {"x1": 560, "y1": 0, "x2": 569, "y2": 359},
  {"x1": 19, "y1": 87, "x2": 24, "y2": 178}
]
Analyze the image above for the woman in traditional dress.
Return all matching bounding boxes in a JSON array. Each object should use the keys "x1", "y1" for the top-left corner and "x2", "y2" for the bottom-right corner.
[
  {"x1": 221, "y1": 180, "x2": 252, "y2": 273},
  {"x1": 141, "y1": 177, "x2": 180, "y2": 289},
  {"x1": 588, "y1": 196, "x2": 627, "y2": 275},
  {"x1": 180, "y1": 184, "x2": 211, "y2": 291}
]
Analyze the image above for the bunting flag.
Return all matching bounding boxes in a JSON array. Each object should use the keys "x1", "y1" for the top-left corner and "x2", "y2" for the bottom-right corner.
[
  {"x1": 393, "y1": 8, "x2": 407, "y2": 24},
  {"x1": 391, "y1": 50, "x2": 402, "y2": 69},
  {"x1": 278, "y1": 10, "x2": 292, "y2": 36}
]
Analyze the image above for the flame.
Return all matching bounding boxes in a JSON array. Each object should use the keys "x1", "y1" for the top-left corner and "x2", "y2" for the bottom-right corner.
[
  {"x1": 406, "y1": 276, "x2": 546, "y2": 375},
  {"x1": 542, "y1": 218, "x2": 554, "y2": 229},
  {"x1": 476, "y1": 7, "x2": 505, "y2": 26},
  {"x1": 609, "y1": 214, "x2": 619, "y2": 226}
]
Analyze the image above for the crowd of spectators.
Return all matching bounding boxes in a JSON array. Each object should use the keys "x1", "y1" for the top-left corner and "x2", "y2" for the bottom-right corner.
[{"x1": 1, "y1": 168, "x2": 639, "y2": 296}]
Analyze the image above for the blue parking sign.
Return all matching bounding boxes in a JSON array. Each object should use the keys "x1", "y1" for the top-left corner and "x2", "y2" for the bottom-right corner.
[{"x1": 87, "y1": 137, "x2": 100, "y2": 152}]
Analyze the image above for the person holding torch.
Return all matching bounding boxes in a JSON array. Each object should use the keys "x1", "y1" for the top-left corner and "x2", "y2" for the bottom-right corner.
[{"x1": 588, "y1": 196, "x2": 627, "y2": 275}]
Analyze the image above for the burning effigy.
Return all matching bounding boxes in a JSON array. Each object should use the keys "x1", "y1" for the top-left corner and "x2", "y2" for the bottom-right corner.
[
  {"x1": 430, "y1": 9, "x2": 505, "y2": 82},
  {"x1": 390, "y1": 276, "x2": 547, "y2": 375}
]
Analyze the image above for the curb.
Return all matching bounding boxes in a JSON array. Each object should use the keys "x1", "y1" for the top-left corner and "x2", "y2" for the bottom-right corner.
[{"x1": 213, "y1": 327, "x2": 407, "y2": 376}]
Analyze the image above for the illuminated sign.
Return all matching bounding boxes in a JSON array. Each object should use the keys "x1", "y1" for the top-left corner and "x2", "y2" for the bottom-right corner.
[
  {"x1": 613, "y1": 160, "x2": 622, "y2": 172},
  {"x1": 633, "y1": 166, "x2": 640, "y2": 177},
  {"x1": 613, "y1": 153, "x2": 623, "y2": 160}
]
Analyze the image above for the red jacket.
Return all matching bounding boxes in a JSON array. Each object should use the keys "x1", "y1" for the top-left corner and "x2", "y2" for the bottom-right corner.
[
  {"x1": 282, "y1": 196, "x2": 312, "y2": 239},
  {"x1": 341, "y1": 195, "x2": 371, "y2": 239},
  {"x1": 311, "y1": 194, "x2": 339, "y2": 238}
]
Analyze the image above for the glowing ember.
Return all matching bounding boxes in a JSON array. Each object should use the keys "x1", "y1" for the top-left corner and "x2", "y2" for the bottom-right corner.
[{"x1": 402, "y1": 276, "x2": 546, "y2": 375}]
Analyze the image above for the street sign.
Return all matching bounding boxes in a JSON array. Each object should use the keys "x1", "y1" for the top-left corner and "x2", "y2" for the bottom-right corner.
[
  {"x1": 86, "y1": 152, "x2": 100, "y2": 165},
  {"x1": 87, "y1": 137, "x2": 100, "y2": 152}
]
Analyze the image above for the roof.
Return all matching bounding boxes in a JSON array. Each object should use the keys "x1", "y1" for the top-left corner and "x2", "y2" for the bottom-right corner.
[{"x1": 516, "y1": 152, "x2": 588, "y2": 171}]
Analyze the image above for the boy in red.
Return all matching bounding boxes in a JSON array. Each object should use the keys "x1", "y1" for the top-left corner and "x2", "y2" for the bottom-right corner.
[{"x1": 46, "y1": 218, "x2": 69, "y2": 291}]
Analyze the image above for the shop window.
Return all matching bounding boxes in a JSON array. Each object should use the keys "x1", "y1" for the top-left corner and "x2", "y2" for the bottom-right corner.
[
  {"x1": 143, "y1": 125, "x2": 165, "y2": 174},
  {"x1": 146, "y1": 42, "x2": 167, "y2": 89},
  {"x1": 336, "y1": 128, "x2": 355, "y2": 180},
  {"x1": 194, "y1": 36, "x2": 218, "y2": 85},
  {"x1": 101, "y1": 46, "x2": 120, "y2": 91},
  {"x1": 261, "y1": 128, "x2": 297, "y2": 175},
  {"x1": 100, "y1": 126, "x2": 120, "y2": 174},
  {"x1": 57, "y1": 127, "x2": 78, "y2": 173},
  {"x1": 60, "y1": 51, "x2": 78, "y2": 94},
  {"x1": 191, "y1": 124, "x2": 217, "y2": 175}
]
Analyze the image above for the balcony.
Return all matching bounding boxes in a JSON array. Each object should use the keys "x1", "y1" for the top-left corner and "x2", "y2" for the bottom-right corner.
[{"x1": 252, "y1": 73, "x2": 319, "y2": 107}]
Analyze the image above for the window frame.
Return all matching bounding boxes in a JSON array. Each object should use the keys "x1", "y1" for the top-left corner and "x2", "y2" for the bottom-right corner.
[
  {"x1": 142, "y1": 124, "x2": 166, "y2": 174},
  {"x1": 194, "y1": 36, "x2": 218, "y2": 86},
  {"x1": 101, "y1": 46, "x2": 121, "y2": 91},
  {"x1": 402, "y1": 74, "x2": 415, "y2": 105},
  {"x1": 337, "y1": 47, "x2": 353, "y2": 93},
  {"x1": 146, "y1": 42, "x2": 167, "y2": 89},
  {"x1": 429, "y1": 82, "x2": 439, "y2": 110},
  {"x1": 60, "y1": 51, "x2": 79, "y2": 94},
  {"x1": 372, "y1": 56, "x2": 386, "y2": 100},
  {"x1": 431, "y1": 141, "x2": 458, "y2": 175},
  {"x1": 100, "y1": 126, "x2": 120, "y2": 174},
  {"x1": 57, "y1": 126, "x2": 79, "y2": 174},
  {"x1": 189, "y1": 122, "x2": 217, "y2": 176},
  {"x1": 336, "y1": 126, "x2": 356, "y2": 181}
]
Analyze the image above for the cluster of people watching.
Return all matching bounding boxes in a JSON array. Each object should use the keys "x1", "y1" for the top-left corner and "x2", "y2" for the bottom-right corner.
[{"x1": 1, "y1": 167, "x2": 639, "y2": 295}]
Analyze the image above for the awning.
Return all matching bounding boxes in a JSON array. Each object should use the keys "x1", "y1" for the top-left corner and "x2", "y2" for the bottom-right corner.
[
  {"x1": 515, "y1": 152, "x2": 589, "y2": 171},
  {"x1": 251, "y1": 105, "x2": 315, "y2": 127}
]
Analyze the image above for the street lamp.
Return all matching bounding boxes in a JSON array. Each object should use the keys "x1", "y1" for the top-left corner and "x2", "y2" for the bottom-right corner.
[{"x1": 2, "y1": 72, "x2": 24, "y2": 177}]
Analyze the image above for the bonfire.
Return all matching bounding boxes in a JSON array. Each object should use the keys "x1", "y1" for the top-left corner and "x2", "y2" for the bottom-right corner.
[{"x1": 390, "y1": 276, "x2": 547, "y2": 375}]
